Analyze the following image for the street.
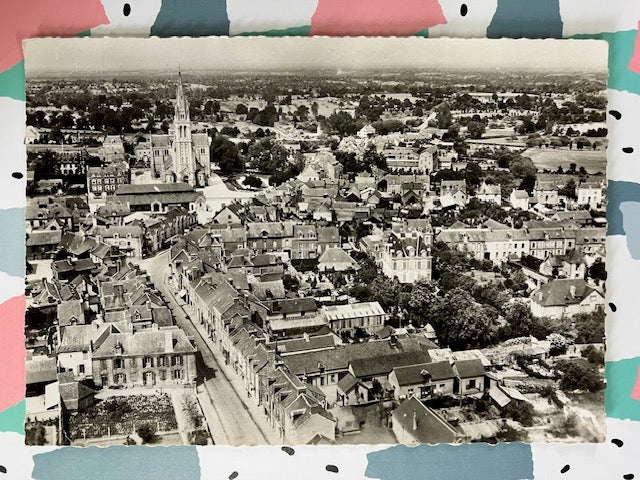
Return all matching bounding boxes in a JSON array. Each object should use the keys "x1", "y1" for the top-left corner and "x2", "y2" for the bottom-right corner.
[{"x1": 133, "y1": 251, "x2": 279, "y2": 445}]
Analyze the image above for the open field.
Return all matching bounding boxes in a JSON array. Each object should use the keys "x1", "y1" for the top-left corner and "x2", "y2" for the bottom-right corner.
[{"x1": 523, "y1": 148, "x2": 606, "y2": 174}]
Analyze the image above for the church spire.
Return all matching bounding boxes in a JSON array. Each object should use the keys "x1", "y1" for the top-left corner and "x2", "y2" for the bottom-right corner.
[{"x1": 174, "y1": 70, "x2": 189, "y2": 121}]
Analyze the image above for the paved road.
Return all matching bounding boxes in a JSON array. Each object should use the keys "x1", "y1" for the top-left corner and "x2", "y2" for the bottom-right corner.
[{"x1": 133, "y1": 251, "x2": 276, "y2": 446}]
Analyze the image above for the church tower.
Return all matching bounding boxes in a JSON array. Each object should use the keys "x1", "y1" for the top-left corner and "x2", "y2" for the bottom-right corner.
[{"x1": 173, "y1": 72, "x2": 195, "y2": 185}]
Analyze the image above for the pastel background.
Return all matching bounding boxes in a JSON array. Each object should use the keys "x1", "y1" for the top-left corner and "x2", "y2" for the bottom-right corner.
[{"x1": 2, "y1": 1, "x2": 640, "y2": 478}]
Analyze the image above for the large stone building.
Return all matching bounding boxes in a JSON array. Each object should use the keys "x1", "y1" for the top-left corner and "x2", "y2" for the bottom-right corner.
[{"x1": 144, "y1": 73, "x2": 211, "y2": 187}]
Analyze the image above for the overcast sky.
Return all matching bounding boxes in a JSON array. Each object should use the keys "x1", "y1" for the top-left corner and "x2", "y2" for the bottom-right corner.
[{"x1": 24, "y1": 37, "x2": 607, "y2": 77}]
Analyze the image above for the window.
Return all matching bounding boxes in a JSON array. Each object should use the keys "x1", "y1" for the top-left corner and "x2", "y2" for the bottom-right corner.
[
  {"x1": 129, "y1": 358, "x2": 136, "y2": 367},
  {"x1": 466, "y1": 379, "x2": 477, "y2": 390},
  {"x1": 172, "y1": 369, "x2": 183, "y2": 380},
  {"x1": 158, "y1": 356, "x2": 167, "y2": 367},
  {"x1": 114, "y1": 358, "x2": 124, "y2": 369},
  {"x1": 171, "y1": 355, "x2": 183, "y2": 366},
  {"x1": 143, "y1": 356, "x2": 154, "y2": 368},
  {"x1": 100, "y1": 359, "x2": 107, "y2": 370},
  {"x1": 159, "y1": 369, "x2": 166, "y2": 381},
  {"x1": 114, "y1": 373, "x2": 126, "y2": 384},
  {"x1": 79, "y1": 364, "x2": 85, "y2": 374}
]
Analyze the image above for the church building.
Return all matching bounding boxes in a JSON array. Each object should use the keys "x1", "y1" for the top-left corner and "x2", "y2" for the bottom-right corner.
[{"x1": 148, "y1": 73, "x2": 211, "y2": 187}]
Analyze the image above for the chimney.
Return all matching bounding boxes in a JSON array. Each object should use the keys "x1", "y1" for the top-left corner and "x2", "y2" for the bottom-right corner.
[
  {"x1": 412, "y1": 410, "x2": 418, "y2": 431},
  {"x1": 569, "y1": 285, "x2": 576, "y2": 298},
  {"x1": 303, "y1": 332, "x2": 310, "y2": 343},
  {"x1": 165, "y1": 331, "x2": 174, "y2": 352}
]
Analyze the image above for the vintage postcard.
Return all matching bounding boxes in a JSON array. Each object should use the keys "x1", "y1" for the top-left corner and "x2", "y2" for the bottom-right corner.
[{"x1": 23, "y1": 36, "x2": 607, "y2": 446}]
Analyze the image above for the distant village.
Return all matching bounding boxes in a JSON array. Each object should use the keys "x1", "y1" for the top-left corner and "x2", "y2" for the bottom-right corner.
[{"x1": 24, "y1": 70, "x2": 606, "y2": 446}]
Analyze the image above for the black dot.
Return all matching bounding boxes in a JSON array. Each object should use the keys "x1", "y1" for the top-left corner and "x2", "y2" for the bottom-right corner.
[
  {"x1": 561, "y1": 465, "x2": 570, "y2": 474},
  {"x1": 11, "y1": 171, "x2": 22, "y2": 179},
  {"x1": 0, "y1": 465, "x2": 6, "y2": 474},
  {"x1": 460, "y1": 3, "x2": 468, "y2": 16},
  {"x1": 612, "y1": 438, "x2": 624, "y2": 447},
  {"x1": 228, "y1": 472, "x2": 238, "y2": 480},
  {"x1": 326, "y1": 465, "x2": 339, "y2": 474},
  {"x1": 609, "y1": 302, "x2": 618, "y2": 312},
  {"x1": 123, "y1": 3, "x2": 131, "y2": 16},
  {"x1": 609, "y1": 109, "x2": 622, "y2": 120},
  {"x1": 624, "y1": 475, "x2": 635, "y2": 480},
  {"x1": 623, "y1": 147, "x2": 634, "y2": 154},
  {"x1": 281, "y1": 446, "x2": 295, "y2": 456}
]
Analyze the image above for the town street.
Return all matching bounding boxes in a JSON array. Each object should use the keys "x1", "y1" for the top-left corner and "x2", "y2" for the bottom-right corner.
[{"x1": 133, "y1": 250, "x2": 279, "y2": 445}]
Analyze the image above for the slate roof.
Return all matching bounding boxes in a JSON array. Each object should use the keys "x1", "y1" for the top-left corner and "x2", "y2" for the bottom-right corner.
[
  {"x1": 454, "y1": 358, "x2": 486, "y2": 378},
  {"x1": 531, "y1": 278, "x2": 600, "y2": 307},
  {"x1": 350, "y1": 351, "x2": 432, "y2": 379},
  {"x1": 391, "y1": 361, "x2": 456, "y2": 386},
  {"x1": 92, "y1": 327, "x2": 195, "y2": 358},
  {"x1": 284, "y1": 338, "x2": 431, "y2": 376},
  {"x1": 392, "y1": 397, "x2": 461, "y2": 444}
]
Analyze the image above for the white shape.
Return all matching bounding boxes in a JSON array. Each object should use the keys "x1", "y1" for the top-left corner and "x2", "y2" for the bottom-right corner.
[
  {"x1": 607, "y1": 89, "x2": 640, "y2": 183},
  {"x1": 0, "y1": 271, "x2": 24, "y2": 304},
  {"x1": 429, "y1": 0, "x2": 498, "y2": 38},
  {"x1": 198, "y1": 444, "x2": 384, "y2": 480},
  {"x1": 605, "y1": 234, "x2": 640, "y2": 362},
  {"x1": 227, "y1": 0, "x2": 318, "y2": 36},
  {"x1": 560, "y1": 0, "x2": 640, "y2": 37},
  {"x1": 91, "y1": 0, "x2": 162, "y2": 37},
  {"x1": 0, "y1": 97, "x2": 26, "y2": 209},
  {"x1": 532, "y1": 419, "x2": 640, "y2": 478},
  {"x1": 0, "y1": 432, "x2": 34, "y2": 480}
]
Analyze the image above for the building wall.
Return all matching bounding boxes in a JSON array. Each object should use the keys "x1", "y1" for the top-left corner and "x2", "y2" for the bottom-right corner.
[
  {"x1": 91, "y1": 352, "x2": 196, "y2": 388},
  {"x1": 388, "y1": 375, "x2": 455, "y2": 400}
]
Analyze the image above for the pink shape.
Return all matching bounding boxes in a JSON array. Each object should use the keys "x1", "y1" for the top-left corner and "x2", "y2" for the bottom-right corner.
[
  {"x1": 631, "y1": 365, "x2": 640, "y2": 400},
  {"x1": 0, "y1": 0, "x2": 108, "y2": 71},
  {"x1": 0, "y1": 296, "x2": 26, "y2": 411},
  {"x1": 629, "y1": 21, "x2": 640, "y2": 74},
  {"x1": 309, "y1": 0, "x2": 446, "y2": 36}
]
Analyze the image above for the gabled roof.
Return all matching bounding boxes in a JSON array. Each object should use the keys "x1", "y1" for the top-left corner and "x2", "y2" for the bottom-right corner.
[
  {"x1": 318, "y1": 247, "x2": 357, "y2": 266},
  {"x1": 531, "y1": 278, "x2": 601, "y2": 307},
  {"x1": 392, "y1": 397, "x2": 462, "y2": 444},
  {"x1": 454, "y1": 358, "x2": 486, "y2": 378},
  {"x1": 92, "y1": 327, "x2": 195, "y2": 358},
  {"x1": 350, "y1": 351, "x2": 432, "y2": 379},
  {"x1": 391, "y1": 361, "x2": 456, "y2": 386}
]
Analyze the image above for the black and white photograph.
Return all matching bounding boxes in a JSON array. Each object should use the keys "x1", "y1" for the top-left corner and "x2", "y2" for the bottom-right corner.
[{"x1": 23, "y1": 36, "x2": 607, "y2": 446}]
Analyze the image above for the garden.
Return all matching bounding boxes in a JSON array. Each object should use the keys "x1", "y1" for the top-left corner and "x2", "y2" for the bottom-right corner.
[{"x1": 67, "y1": 394, "x2": 178, "y2": 441}]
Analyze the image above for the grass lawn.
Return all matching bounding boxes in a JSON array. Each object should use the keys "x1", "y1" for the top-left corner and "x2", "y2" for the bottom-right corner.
[{"x1": 522, "y1": 148, "x2": 606, "y2": 174}]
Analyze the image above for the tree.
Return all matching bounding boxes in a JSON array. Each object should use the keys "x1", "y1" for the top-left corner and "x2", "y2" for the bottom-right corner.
[
  {"x1": 434, "y1": 103, "x2": 453, "y2": 129},
  {"x1": 136, "y1": 423, "x2": 157, "y2": 444},
  {"x1": 555, "y1": 359, "x2": 604, "y2": 392},
  {"x1": 429, "y1": 288, "x2": 498, "y2": 349},
  {"x1": 404, "y1": 280, "x2": 438, "y2": 326},
  {"x1": 242, "y1": 174, "x2": 262, "y2": 188},
  {"x1": 581, "y1": 345, "x2": 604, "y2": 365},
  {"x1": 210, "y1": 135, "x2": 243, "y2": 175},
  {"x1": 235, "y1": 103, "x2": 248, "y2": 115},
  {"x1": 558, "y1": 179, "x2": 577, "y2": 200},
  {"x1": 588, "y1": 259, "x2": 607, "y2": 282},
  {"x1": 466, "y1": 121, "x2": 486, "y2": 139},
  {"x1": 500, "y1": 302, "x2": 534, "y2": 339},
  {"x1": 573, "y1": 310, "x2": 605, "y2": 344}
]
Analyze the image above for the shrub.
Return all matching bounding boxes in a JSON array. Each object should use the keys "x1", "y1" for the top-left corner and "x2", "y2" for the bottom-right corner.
[
  {"x1": 555, "y1": 359, "x2": 604, "y2": 392},
  {"x1": 581, "y1": 345, "x2": 605, "y2": 365},
  {"x1": 243, "y1": 174, "x2": 262, "y2": 188},
  {"x1": 136, "y1": 423, "x2": 156, "y2": 444},
  {"x1": 501, "y1": 401, "x2": 534, "y2": 427}
]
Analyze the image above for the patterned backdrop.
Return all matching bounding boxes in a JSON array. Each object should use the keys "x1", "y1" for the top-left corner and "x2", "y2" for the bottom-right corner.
[{"x1": 2, "y1": 1, "x2": 640, "y2": 479}]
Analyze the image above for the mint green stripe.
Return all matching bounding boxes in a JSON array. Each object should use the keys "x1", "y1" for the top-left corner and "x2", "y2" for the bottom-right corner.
[
  {"x1": 237, "y1": 25, "x2": 311, "y2": 37},
  {"x1": 0, "y1": 400, "x2": 25, "y2": 434},
  {"x1": 0, "y1": 61, "x2": 25, "y2": 102}
]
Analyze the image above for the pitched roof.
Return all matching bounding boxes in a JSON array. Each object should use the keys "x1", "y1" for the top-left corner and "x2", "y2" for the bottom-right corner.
[
  {"x1": 392, "y1": 397, "x2": 461, "y2": 444},
  {"x1": 531, "y1": 278, "x2": 600, "y2": 307},
  {"x1": 350, "y1": 351, "x2": 432, "y2": 379},
  {"x1": 92, "y1": 327, "x2": 195, "y2": 358},
  {"x1": 318, "y1": 247, "x2": 357, "y2": 266},
  {"x1": 391, "y1": 361, "x2": 456, "y2": 386},
  {"x1": 26, "y1": 230, "x2": 62, "y2": 247},
  {"x1": 454, "y1": 358, "x2": 486, "y2": 378}
]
